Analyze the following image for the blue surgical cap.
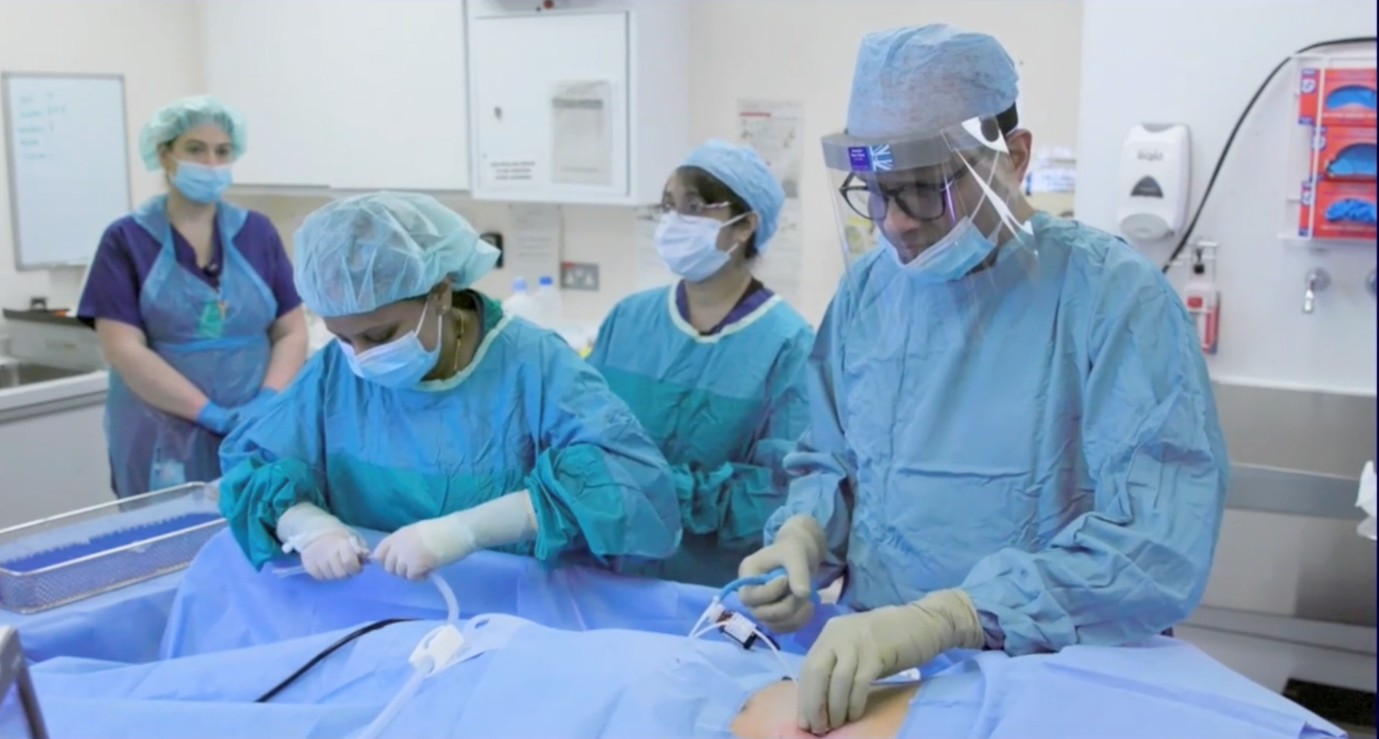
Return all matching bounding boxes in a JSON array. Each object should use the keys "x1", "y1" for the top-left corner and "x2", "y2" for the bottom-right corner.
[
  {"x1": 846, "y1": 24, "x2": 1019, "y2": 138},
  {"x1": 293, "y1": 192, "x2": 500, "y2": 317},
  {"x1": 138, "y1": 96, "x2": 247, "y2": 171},
  {"x1": 681, "y1": 140, "x2": 786, "y2": 251}
]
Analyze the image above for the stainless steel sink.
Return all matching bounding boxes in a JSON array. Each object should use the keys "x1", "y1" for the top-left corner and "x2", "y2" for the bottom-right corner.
[{"x1": 0, "y1": 360, "x2": 92, "y2": 389}]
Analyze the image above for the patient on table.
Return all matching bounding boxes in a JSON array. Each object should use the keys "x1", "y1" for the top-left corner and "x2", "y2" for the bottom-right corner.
[
  {"x1": 732, "y1": 680, "x2": 916, "y2": 739},
  {"x1": 26, "y1": 615, "x2": 1340, "y2": 739}
]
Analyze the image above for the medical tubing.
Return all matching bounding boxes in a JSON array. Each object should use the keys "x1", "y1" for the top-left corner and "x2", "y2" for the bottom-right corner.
[
  {"x1": 686, "y1": 598, "x2": 720, "y2": 640},
  {"x1": 354, "y1": 660, "x2": 432, "y2": 739},
  {"x1": 254, "y1": 618, "x2": 415, "y2": 703},
  {"x1": 1160, "y1": 36, "x2": 1378, "y2": 273},
  {"x1": 718, "y1": 575, "x2": 764, "y2": 601},
  {"x1": 689, "y1": 620, "x2": 796, "y2": 681},
  {"x1": 428, "y1": 572, "x2": 459, "y2": 623}
]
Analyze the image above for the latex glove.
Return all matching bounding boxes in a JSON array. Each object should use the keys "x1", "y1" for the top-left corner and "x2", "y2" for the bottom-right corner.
[
  {"x1": 797, "y1": 589, "x2": 984, "y2": 735},
  {"x1": 375, "y1": 491, "x2": 538, "y2": 581},
  {"x1": 737, "y1": 515, "x2": 827, "y2": 633},
  {"x1": 195, "y1": 400, "x2": 240, "y2": 435},
  {"x1": 276, "y1": 502, "x2": 368, "y2": 581}
]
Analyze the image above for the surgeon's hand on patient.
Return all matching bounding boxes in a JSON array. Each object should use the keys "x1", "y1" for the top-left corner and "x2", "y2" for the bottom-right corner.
[
  {"x1": 737, "y1": 515, "x2": 827, "y2": 633},
  {"x1": 796, "y1": 589, "x2": 985, "y2": 735},
  {"x1": 375, "y1": 491, "x2": 539, "y2": 581},
  {"x1": 276, "y1": 502, "x2": 369, "y2": 581}
]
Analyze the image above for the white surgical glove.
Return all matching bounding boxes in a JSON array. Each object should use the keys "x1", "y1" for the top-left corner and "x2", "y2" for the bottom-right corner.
[
  {"x1": 797, "y1": 589, "x2": 984, "y2": 735},
  {"x1": 375, "y1": 491, "x2": 538, "y2": 581},
  {"x1": 736, "y1": 515, "x2": 827, "y2": 633},
  {"x1": 276, "y1": 502, "x2": 369, "y2": 581}
]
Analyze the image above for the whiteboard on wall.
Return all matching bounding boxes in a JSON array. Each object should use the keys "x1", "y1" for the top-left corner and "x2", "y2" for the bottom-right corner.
[{"x1": 3, "y1": 73, "x2": 132, "y2": 270}]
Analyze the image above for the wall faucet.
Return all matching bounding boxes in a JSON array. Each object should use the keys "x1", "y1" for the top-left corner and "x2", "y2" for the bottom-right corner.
[{"x1": 1302, "y1": 268, "x2": 1330, "y2": 314}]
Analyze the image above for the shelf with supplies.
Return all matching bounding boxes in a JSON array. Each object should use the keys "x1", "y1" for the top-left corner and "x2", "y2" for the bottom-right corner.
[{"x1": 1282, "y1": 50, "x2": 1377, "y2": 247}]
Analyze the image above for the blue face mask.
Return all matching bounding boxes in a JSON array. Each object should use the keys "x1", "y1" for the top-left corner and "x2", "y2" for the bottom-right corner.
[
  {"x1": 171, "y1": 160, "x2": 233, "y2": 203},
  {"x1": 339, "y1": 299, "x2": 442, "y2": 389},
  {"x1": 888, "y1": 216, "x2": 999, "y2": 283}
]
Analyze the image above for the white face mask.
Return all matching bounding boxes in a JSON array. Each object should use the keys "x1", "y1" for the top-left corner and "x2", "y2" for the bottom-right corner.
[{"x1": 654, "y1": 212, "x2": 747, "y2": 282}]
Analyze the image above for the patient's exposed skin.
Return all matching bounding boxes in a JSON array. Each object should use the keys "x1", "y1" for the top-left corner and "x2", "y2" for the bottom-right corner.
[{"x1": 731, "y1": 679, "x2": 918, "y2": 739}]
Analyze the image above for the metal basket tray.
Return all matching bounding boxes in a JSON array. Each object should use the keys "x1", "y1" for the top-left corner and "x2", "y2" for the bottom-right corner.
[{"x1": 0, "y1": 483, "x2": 226, "y2": 614}]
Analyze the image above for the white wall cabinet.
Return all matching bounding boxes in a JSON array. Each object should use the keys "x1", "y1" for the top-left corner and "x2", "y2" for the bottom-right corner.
[
  {"x1": 0, "y1": 402, "x2": 112, "y2": 530},
  {"x1": 200, "y1": 0, "x2": 470, "y2": 191},
  {"x1": 200, "y1": 0, "x2": 333, "y2": 188},
  {"x1": 466, "y1": 0, "x2": 689, "y2": 205}
]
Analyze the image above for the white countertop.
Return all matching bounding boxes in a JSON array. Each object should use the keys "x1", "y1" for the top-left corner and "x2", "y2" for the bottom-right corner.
[
  {"x1": 0, "y1": 313, "x2": 596, "y2": 417},
  {"x1": 0, "y1": 370, "x2": 108, "y2": 415}
]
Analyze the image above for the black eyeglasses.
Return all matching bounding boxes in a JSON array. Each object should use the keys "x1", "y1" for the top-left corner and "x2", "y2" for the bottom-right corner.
[
  {"x1": 838, "y1": 168, "x2": 969, "y2": 223},
  {"x1": 656, "y1": 200, "x2": 731, "y2": 218}
]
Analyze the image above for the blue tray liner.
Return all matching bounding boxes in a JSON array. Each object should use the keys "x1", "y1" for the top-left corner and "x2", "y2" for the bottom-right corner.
[{"x1": 0, "y1": 513, "x2": 222, "y2": 573}]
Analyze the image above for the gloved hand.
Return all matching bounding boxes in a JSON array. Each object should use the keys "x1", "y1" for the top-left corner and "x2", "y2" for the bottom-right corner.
[
  {"x1": 300, "y1": 530, "x2": 370, "y2": 580},
  {"x1": 797, "y1": 589, "x2": 985, "y2": 735},
  {"x1": 239, "y1": 387, "x2": 278, "y2": 419},
  {"x1": 736, "y1": 515, "x2": 827, "y2": 633},
  {"x1": 276, "y1": 502, "x2": 368, "y2": 581},
  {"x1": 375, "y1": 491, "x2": 538, "y2": 581},
  {"x1": 195, "y1": 400, "x2": 241, "y2": 435}
]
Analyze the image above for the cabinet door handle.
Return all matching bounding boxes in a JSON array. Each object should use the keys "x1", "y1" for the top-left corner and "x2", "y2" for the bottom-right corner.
[{"x1": 493, "y1": 106, "x2": 502, "y2": 121}]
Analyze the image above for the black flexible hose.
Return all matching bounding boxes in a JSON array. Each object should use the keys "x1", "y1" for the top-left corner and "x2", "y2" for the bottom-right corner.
[
  {"x1": 254, "y1": 618, "x2": 416, "y2": 703},
  {"x1": 1160, "y1": 36, "x2": 1378, "y2": 273}
]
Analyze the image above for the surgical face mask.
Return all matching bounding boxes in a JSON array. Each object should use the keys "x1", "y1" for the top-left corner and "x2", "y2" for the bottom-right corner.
[
  {"x1": 339, "y1": 299, "x2": 442, "y2": 389},
  {"x1": 888, "y1": 216, "x2": 999, "y2": 283},
  {"x1": 655, "y1": 212, "x2": 746, "y2": 282},
  {"x1": 171, "y1": 160, "x2": 233, "y2": 203}
]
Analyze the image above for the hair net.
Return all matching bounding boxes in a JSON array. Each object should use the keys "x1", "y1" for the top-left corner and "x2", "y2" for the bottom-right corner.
[
  {"x1": 681, "y1": 139, "x2": 787, "y2": 251},
  {"x1": 138, "y1": 96, "x2": 247, "y2": 171},
  {"x1": 293, "y1": 192, "x2": 500, "y2": 317},
  {"x1": 846, "y1": 24, "x2": 1019, "y2": 138}
]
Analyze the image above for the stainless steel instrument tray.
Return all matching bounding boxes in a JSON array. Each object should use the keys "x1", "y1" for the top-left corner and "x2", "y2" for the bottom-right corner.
[{"x1": 0, "y1": 483, "x2": 224, "y2": 614}]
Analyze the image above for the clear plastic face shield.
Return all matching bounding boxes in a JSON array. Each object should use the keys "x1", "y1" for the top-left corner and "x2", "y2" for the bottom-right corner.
[{"x1": 822, "y1": 115, "x2": 1040, "y2": 320}]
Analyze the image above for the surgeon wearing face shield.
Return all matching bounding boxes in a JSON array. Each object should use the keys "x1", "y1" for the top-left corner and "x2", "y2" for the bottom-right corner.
[
  {"x1": 216, "y1": 192, "x2": 681, "y2": 583},
  {"x1": 586, "y1": 141, "x2": 813, "y2": 587},
  {"x1": 735, "y1": 25, "x2": 1229, "y2": 734},
  {"x1": 77, "y1": 96, "x2": 308, "y2": 499}
]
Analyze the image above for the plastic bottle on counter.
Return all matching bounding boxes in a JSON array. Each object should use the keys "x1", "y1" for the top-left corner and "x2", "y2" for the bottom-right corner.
[
  {"x1": 534, "y1": 275, "x2": 564, "y2": 329},
  {"x1": 1182, "y1": 256, "x2": 1219, "y2": 355},
  {"x1": 502, "y1": 277, "x2": 540, "y2": 324}
]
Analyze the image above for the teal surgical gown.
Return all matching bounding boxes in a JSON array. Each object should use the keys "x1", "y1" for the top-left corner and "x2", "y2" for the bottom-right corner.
[
  {"x1": 218, "y1": 292, "x2": 681, "y2": 571},
  {"x1": 588, "y1": 287, "x2": 813, "y2": 585},
  {"x1": 768, "y1": 212, "x2": 1229, "y2": 655}
]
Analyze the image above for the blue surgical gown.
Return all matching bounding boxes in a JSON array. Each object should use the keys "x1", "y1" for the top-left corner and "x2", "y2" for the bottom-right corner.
[
  {"x1": 218, "y1": 292, "x2": 681, "y2": 571},
  {"x1": 768, "y1": 211, "x2": 1229, "y2": 656},
  {"x1": 587, "y1": 286, "x2": 813, "y2": 585}
]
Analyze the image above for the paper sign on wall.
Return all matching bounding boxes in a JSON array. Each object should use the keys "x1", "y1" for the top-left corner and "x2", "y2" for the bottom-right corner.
[
  {"x1": 551, "y1": 80, "x2": 613, "y2": 187},
  {"x1": 508, "y1": 203, "x2": 564, "y2": 286},
  {"x1": 738, "y1": 99, "x2": 805, "y2": 304}
]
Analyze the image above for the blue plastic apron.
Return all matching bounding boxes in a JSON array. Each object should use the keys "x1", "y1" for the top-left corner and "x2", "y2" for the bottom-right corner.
[{"x1": 104, "y1": 195, "x2": 275, "y2": 497}]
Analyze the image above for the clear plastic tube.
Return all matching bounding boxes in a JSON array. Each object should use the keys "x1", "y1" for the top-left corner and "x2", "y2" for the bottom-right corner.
[
  {"x1": 271, "y1": 564, "x2": 463, "y2": 738},
  {"x1": 353, "y1": 658, "x2": 431, "y2": 739},
  {"x1": 428, "y1": 572, "x2": 458, "y2": 623},
  {"x1": 272, "y1": 564, "x2": 459, "y2": 624},
  {"x1": 686, "y1": 597, "x2": 720, "y2": 640},
  {"x1": 689, "y1": 620, "x2": 795, "y2": 681}
]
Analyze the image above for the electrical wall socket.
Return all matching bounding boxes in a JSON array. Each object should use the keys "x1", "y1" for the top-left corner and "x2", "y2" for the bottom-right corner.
[{"x1": 561, "y1": 262, "x2": 599, "y2": 291}]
